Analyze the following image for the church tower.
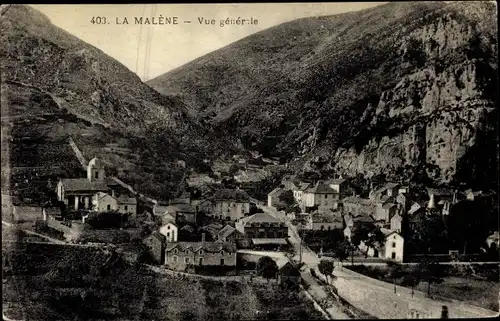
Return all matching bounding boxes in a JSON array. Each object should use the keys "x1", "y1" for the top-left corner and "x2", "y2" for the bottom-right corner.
[{"x1": 87, "y1": 157, "x2": 106, "y2": 182}]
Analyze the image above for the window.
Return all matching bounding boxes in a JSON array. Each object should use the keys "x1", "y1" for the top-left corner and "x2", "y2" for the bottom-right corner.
[
  {"x1": 167, "y1": 225, "x2": 170, "y2": 230},
  {"x1": 199, "y1": 258, "x2": 203, "y2": 265},
  {"x1": 185, "y1": 250, "x2": 189, "y2": 255},
  {"x1": 167, "y1": 232, "x2": 170, "y2": 238},
  {"x1": 392, "y1": 242, "x2": 396, "y2": 248},
  {"x1": 95, "y1": 172, "x2": 99, "y2": 179},
  {"x1": 328, "y1": 226, "x2": 331, "y2": 231},
  {"x1": 320, "y1": 225, "x2": 324, "y2": 231},
  {"x1": 173, "y1": 249, "x2": 178, "y2": 254},
  {"x1": 391, "y1": 252, "x2": 396, "y2": 259},
  {"x1": 220, "y1": 250, "x2": 224, "y2": 256},
  {"x1": 172, "y1": 256, "x2": 178, "y2": 262},
  {"x1": 185, "y1": 257, "x2": 190, "y2": 264},
  {"x1": 107, "y1": 204, "x2": 111, "y2": 211},
  {"x1": 325, "y1": 195, "x2": 327, "y2": 199},
  {"x1": 125, "y1": 205, "x2": 128, "y2": 211},
  {"x1": 199, "y1": 250, "x2": 203, "y2": 255},
  {"x1": 220, "y1": 259, "x2": 225, "y2": 265}
]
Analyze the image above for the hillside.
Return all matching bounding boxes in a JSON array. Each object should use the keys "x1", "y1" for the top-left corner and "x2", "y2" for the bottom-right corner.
[
  {"x1": 1, "y1": 5, "x2": 235, "y2": 200},
  {"x1": 148, "y1": 1, "x2": 498, "y2": 189}
]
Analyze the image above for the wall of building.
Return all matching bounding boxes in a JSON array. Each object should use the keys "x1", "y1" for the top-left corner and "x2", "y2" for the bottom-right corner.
[
  {"x1": 213, "y1": 201, "x2": 249, "y2": 221},
  {"x1": 165, "y1": 249, "x2": 237, "y2": 270},
  {"x1": 94, "y1": 194, "x2": 118, "y2": 212},
  {"x1": 118, "y1": 204, "x2": 136, "y2": 216},
  {"x1": 382, "y1": 234, "x2": 404, "y2": 262},
  {"x1": 159, "y1": 223, "x2": 178, "y2": 242},
  {"x1": 240, "y1": 225, "x2": 288, "y2": 238}
]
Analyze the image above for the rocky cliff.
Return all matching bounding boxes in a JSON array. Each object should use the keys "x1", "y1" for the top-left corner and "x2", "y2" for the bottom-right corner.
[{"x1": 149, "y1": 1, "x2": 498, "y2": 188}]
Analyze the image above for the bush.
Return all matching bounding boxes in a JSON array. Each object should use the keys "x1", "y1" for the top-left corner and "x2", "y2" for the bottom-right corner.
[{"x1": 309, "y1": 268, "x2": 316, "y2": 278}]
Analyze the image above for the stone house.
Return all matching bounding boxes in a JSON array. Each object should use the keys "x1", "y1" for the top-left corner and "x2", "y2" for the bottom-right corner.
[
  {"x1": 390, "y1": 213, "x2": 403, "y2": 233},
  {"x1": 92, "y1": 192, "x2": 137, "y2": 218},
  {"x1": 217, "y1": 225, "x2": 244, "y2": 242},
  {"x1": 359, "y1": 228, "x2": 404, "y2": 262},
  {"x1": 276, "y1": 258, "x2": 301, "y2": 287},
  {"x1": 165, "y1": 204, "x2": 197, "y2": 224},
  {"x1": 370, "y1": 183, "x2": 401, "y2": 201},
  {"x1": 159, "y1": 214, "x2": 178, "y2": 243},
  {"x1": 164, "y1": 235, "x2": 237, "y2": 270},
  {"x1": 209, "y1": 189, "x2": 251, "y2": 221},
  {"x1": 143, "y1": 231, "x2": 166, "y2": 264},
  {"x1": 267, "y1": 187, "x2": 285, "y2": 208},
  {"x1": 235, "y1": 212, "x2": 288, "y2": 239},
  {"x1": 342, "y1": 196, "x2": 376, "y2": 217},
  {"x1": 309, "y1": 211, "x2": 344, "y2": 231},
  {"x1": 57, "y1": 157, "x2": 112, "y2": 211},
  {"x1": 301, "y1": 181, "x2": 340, "y2": 213}
]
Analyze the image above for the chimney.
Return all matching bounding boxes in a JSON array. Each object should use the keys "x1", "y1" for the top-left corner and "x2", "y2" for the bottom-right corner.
[{"x1": 201, "y1": 233, "x2": 206, "y2": 243}]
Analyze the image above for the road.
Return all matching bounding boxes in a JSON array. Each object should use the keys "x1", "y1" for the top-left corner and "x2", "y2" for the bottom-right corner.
[
  {"x1": 257, "y1": 202, "x2": 351, "y2": 319},
  {"x1": 256, "y1": 201, "x2": 499, "y2": 319}
]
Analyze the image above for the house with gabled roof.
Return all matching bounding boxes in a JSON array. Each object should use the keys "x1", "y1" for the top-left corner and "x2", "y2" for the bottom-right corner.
[
  {"x1": 143, "y1": 231, "x2": 166, "y2": 264},
  {"x1": 358, "y1": 228, "x2": 404, "y2": 262},
  {"x1": 267, "y1": 187, "x2": 285, "y2": 208},
  {"x1": 217, "y1": 224, "x2": 244, "y2": 242},
  {"x1": 302, "y1": 181, "x2": 340, "y2": 212},
  {"x1": 164, "y1": 234, "x2": 237, "y2": 270},
  {"x1": 276, "y1": 258, "x2": 301, "y2": 287},
  {"x1": 207, "y1": 188, "x2": 251, "y2": 221},
  {"x1": 235, "y1": 212, "x2": 289, "y2": 249}
]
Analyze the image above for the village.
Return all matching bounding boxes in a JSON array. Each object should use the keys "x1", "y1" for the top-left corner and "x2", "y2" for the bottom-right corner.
[{"x1": 3, "y1": 146, "x2": 499, "y2": 319}]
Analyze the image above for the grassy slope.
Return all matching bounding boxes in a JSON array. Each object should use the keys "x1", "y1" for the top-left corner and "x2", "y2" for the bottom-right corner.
[{"x1": 2, "y1": 242, "x2": 324, "y2": 320}]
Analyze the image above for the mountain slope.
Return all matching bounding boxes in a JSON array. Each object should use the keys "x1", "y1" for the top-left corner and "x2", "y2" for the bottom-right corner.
[
  {"x1": 148, "y1": 1, "x2": 498, "y2": 188},
  {"x1": 1, "y1": 5, "x2": 232, "y2": 201}
]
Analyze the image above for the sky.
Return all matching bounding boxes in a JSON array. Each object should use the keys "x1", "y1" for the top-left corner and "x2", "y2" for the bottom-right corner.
[{"x1": 32, "y1": 3, "x2": 386, "y2": 81}]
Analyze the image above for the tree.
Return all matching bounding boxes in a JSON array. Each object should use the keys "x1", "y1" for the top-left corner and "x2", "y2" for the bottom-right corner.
[
  {"x1": 401, "y1": 267, "x2": 421, "y2": 298},
  {"x1": 417, "y1": 256, "x2": 445, "y2": 296},
  {"x1": 256, "y1": 256, "x2": 278, "y2": 283},
  {"x1": 279, "y1": 190, "x2": 295, "y2": 206},
  {"x1": 386, "y1": 261, "x2": 404, "y2": 294},
  {"x1": 334, "y1": 241, "x2": 350, "y2": 269},
  {"x1": 318, "y1": 259, "x2": 334, "y2": 284},
  {"x1": 352, "y1": 223, "x2": 385, "y2": 258}
]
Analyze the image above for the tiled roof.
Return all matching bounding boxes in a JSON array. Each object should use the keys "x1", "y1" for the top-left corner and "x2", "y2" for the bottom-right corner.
[
  {"x1": 382, "y1": 203, "x2": 396, "y2": 210},
  {"x1": 353, "y1": 214, "x2": 374, "y2": 223},
  {"x1": 268, "y1": 187, "x2": 283, "y2": 196},
  {"x1": 251, "y1": 238, "x2": 288, "y2": 245},
  {"x1": 180, "y1": 225, "x2": 195, "y2": 233},
  {"x1": 166, "y1": 204, "x2": 196, "y2": 213},
  {"x1": 343, "y1": 196, "x2": 373, "y2": 206},
  {"x1": 239, "y1": 212, "x2": 282, "y2": 226},
  {"x1": 385, "y1": 183, "x2": 400, "y2": 189},
  {"x1": 298, "y1": 182, "x2": 311, "y2": 191},
  {"x1": 162, "y1": 213, "x2": 176, "y2": 225},
  {"x1": 212, "y1": 189, "x2": 250, "y2": 202},
  {"x1": 217, "y1": 225, "x2": 237, "y2": 239},
  {"x1": 408, "y1": 202, "x2": 423, "y2": 215},
  {"x1": 427, "y1": 188, "x2": 454, "y2": 196},
  {"x1": 327, "y1": 179, "x2": 346, "y2": 185},
  {"x1": 202, "y1": 223, "x2": 224, "y2": 236},
  {"x1": 276, "y1": 257, "x2": 290, "y2": 269},
  {"x1": 166, "y1": 241, "x2": 237, "y2": 252},
  {"x1": 379, "y1": 195, "x2": 394, "y2": 203},
  {"x1": 380, "y1": 228, "x2": 399, "y2": 237},
  {"x1": 312, "y1": 213, "x2": 343, "y2": 223},
  {"x1": 60, "y1": 178, "x2": 109, "y2": 192},
  {"x1": 146, "y1": 231, "x2": 166, "y2": 243},
  {"x1": 117, "y1": 196, "x2": 137, "y2": 205},
  {"x1": 305, "y1": 181, "x2": 336, "y2": 194},
  {"x1": 153, "y1": 205, "x2": 170, "y2": 216}
]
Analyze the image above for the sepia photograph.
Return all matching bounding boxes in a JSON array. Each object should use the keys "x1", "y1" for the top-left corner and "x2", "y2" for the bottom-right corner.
[{"x1": 1, "y1": 2, "x2": 498, "y2": 320}]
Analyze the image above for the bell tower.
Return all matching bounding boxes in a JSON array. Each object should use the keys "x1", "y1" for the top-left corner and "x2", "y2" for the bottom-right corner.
[{"x1": 87, "y1": 157, "x2": 106, "y2": 182}]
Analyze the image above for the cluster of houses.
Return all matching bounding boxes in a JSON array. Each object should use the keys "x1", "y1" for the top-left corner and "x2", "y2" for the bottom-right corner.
[
  {"x1": 268, "y1": 176, "x2": 497, "y2": 263},
  {"x1": 142, "y1": 187, "x2": 292, "y2": 271},
  {"x1": 56, "y1": 158, "x2": 138, "y2": 220}
]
